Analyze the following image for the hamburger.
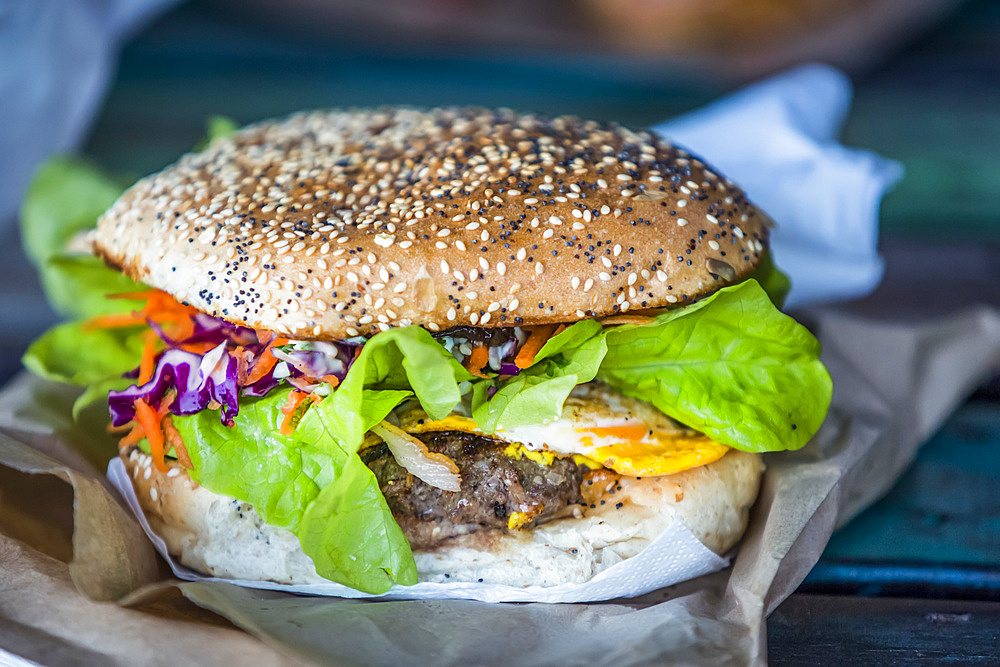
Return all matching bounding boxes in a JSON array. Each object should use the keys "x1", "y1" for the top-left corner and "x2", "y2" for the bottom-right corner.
[{"x1": 60, "y1": 108, "x2": 830, "y2": 594}]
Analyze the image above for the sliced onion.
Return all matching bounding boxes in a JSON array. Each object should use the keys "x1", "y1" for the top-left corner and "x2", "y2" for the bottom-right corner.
[{"x1": 370, "y1": 421, "x2": 462, "y2": 492}]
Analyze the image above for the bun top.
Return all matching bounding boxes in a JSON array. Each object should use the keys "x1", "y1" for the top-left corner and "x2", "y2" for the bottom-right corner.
[{"x1": 95, "y1": 108, "x2": 770, "y2": 339}]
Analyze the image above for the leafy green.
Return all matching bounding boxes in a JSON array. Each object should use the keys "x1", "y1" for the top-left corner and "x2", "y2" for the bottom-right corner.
[
  {"x1": 597, "y1": 280, "x2": 831, "y2": 452},
  {"x1": 745, "y1": 251, "x2": 792, "y2": 308},
  {"x1": 20, "y1": 156, "x2": 127, "y2": 268},
  {"x1": 22, "y1": 319, "x2": 148, "y2": 419},
  {"x1": 299, "y1": 454, "x2": 418, "y2": 592},
  {"x1": 43, "y1": 255, "x2": 145, "y2": 318},
  {"x1": 22, "y1": 320, "x2": 145, "y2": 386},
  {"x1": 195, "y1": 115, "x2": 239, "y2": 151},
  {"x1": 19, "y1": 157, "x2": 141, "y2": 319},
  {"x1": 321, "y1": 326, "x2": 474, "y2": 445},
  {"x1": 470, "y1": 320, "x2": 608, "y2": 432}
]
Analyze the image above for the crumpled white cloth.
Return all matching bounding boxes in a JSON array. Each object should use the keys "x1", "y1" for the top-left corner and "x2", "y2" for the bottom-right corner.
[{"x1": 655, "y1": 64, "x2": 902, "y2": 308}]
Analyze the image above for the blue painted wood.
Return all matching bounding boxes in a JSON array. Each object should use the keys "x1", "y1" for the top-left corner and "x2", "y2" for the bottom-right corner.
[{"x1": 820, "y1": 403, "x2": 1000, "y2": 567}]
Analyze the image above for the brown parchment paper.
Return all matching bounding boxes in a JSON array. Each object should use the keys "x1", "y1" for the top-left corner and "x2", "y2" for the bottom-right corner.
[{"x1": 2, "y1": 304, "x2": 1000, "y2": 666}]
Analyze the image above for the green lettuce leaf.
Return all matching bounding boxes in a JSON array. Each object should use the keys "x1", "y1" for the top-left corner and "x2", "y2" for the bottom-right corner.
[
  {"x1": 470, "y1": 320, "x2": 608, "y2": 432},
  {"x1": 20, "y1": 157, "x2": 141, "y2": 319},
  {"x1": 596, "y1": 280, "x2": 831, "y2": 452},
  {"x1": 22, "y1": 320, "x2": 145, "y2": 386},
  {"x1": 22, "y1": 319, "x2": 148, "y2": 419},
  {"x1": 194, "y1": 115, "x2": 239, "y2": 151},
  {"x1": 42, "y1": 255, "x2": 145, "y2": 318},
  {"x1": 322, "y1": 326, "x2": 474, "y2": 445},
  {"x1": 20, "y1": 157, "x2": 127, "y2": 269},
  {"x1": 745, "y1": 251, "x2": 792, "y2": 308}
]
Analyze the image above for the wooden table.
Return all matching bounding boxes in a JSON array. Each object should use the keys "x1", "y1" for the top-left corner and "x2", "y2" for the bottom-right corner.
[{"x1": 4, "y1": 0, "x2": 1000, "y2": 661}]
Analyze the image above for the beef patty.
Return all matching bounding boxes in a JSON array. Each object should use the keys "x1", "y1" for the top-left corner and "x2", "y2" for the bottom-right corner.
[{"x1": 362, "y1": 431, "x2": 587, "y2": 550}]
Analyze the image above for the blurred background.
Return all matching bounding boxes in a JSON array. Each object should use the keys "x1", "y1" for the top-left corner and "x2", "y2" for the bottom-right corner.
[{"x1": 2, "y1": 0, "x2": 999, "y2": 660}]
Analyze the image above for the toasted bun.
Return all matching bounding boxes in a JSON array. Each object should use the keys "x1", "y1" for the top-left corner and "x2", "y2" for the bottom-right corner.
[
  {"x1": 123, "y1": 447, "x2": 762, "y2": 588},
  {"x1": 95, "y1": 108, "x2": 770, "y2": 339}
]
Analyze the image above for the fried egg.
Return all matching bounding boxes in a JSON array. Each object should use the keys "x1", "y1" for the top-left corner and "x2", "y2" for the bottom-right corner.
[{"x1": 395, "y1": 382, "x2": 729, "y2": 477}]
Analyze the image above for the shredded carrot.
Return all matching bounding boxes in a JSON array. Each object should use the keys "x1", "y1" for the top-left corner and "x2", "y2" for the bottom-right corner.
[
  {"x1": 245, "y1": 336, "x2": 289, "y2": 384},
  {"x1": 118, "y1": 423, "x2": 145, "y2": 449},
  {"x1": 137, "y1": 331, "x2": 159, "y2": 384},
  {"x1": 83, "y1": 312, "x2": 146, "y2": 330},
  {"x1": 465, "y1": 345, "x2": 490, "y2": 378},
  {"x1": 156, "y1": 390, "x2": 176, "y2": 420},
  {"x1": 134, "y1": 398, "x2": 167, "y2": 473},
  {"x1": 162, "y1": 417, "x2": 192, "y2": 469},
  {"x1": 279, "y1": 390, "x2": 310, "y2": 436},
  {"x1": 514, "y1": 324, "x2": 558, "y2": 369},
  {"x1": 177, "y1": 341, "x2": 219, "y2": 355},
  {"x1": 322, "y1": 375, "x2": 340, "y2": 389},
  {"x1": 86, "y1": 289, "x2": 202, "y2": 341}
]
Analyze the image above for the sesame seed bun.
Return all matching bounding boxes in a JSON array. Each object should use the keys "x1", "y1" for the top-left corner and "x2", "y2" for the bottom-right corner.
[
  {"x1": 123, "y1": 447, "x2": 762, "y2": 589},
  {"x1": 94, "y1": 108, "x2": 770, "y2": 339}
]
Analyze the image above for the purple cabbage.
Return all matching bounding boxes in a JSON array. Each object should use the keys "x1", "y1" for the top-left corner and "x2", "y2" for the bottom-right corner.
[
  {"x1": 109, "y1": 343, "x2": 240, "y2": 427},
  {"x1": 111, "y1": 303, "x2": 370, "y2": 428}
]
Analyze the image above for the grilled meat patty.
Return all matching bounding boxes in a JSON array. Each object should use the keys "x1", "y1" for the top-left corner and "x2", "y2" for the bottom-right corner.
[{"x1": 362, "y1": 431, "x2": 588, "y2": 550}]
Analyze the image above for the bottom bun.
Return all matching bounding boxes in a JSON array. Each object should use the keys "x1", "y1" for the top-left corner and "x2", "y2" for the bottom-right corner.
[{"x1": 123, "y1": 448, "x2": 763, "y2": 588}]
